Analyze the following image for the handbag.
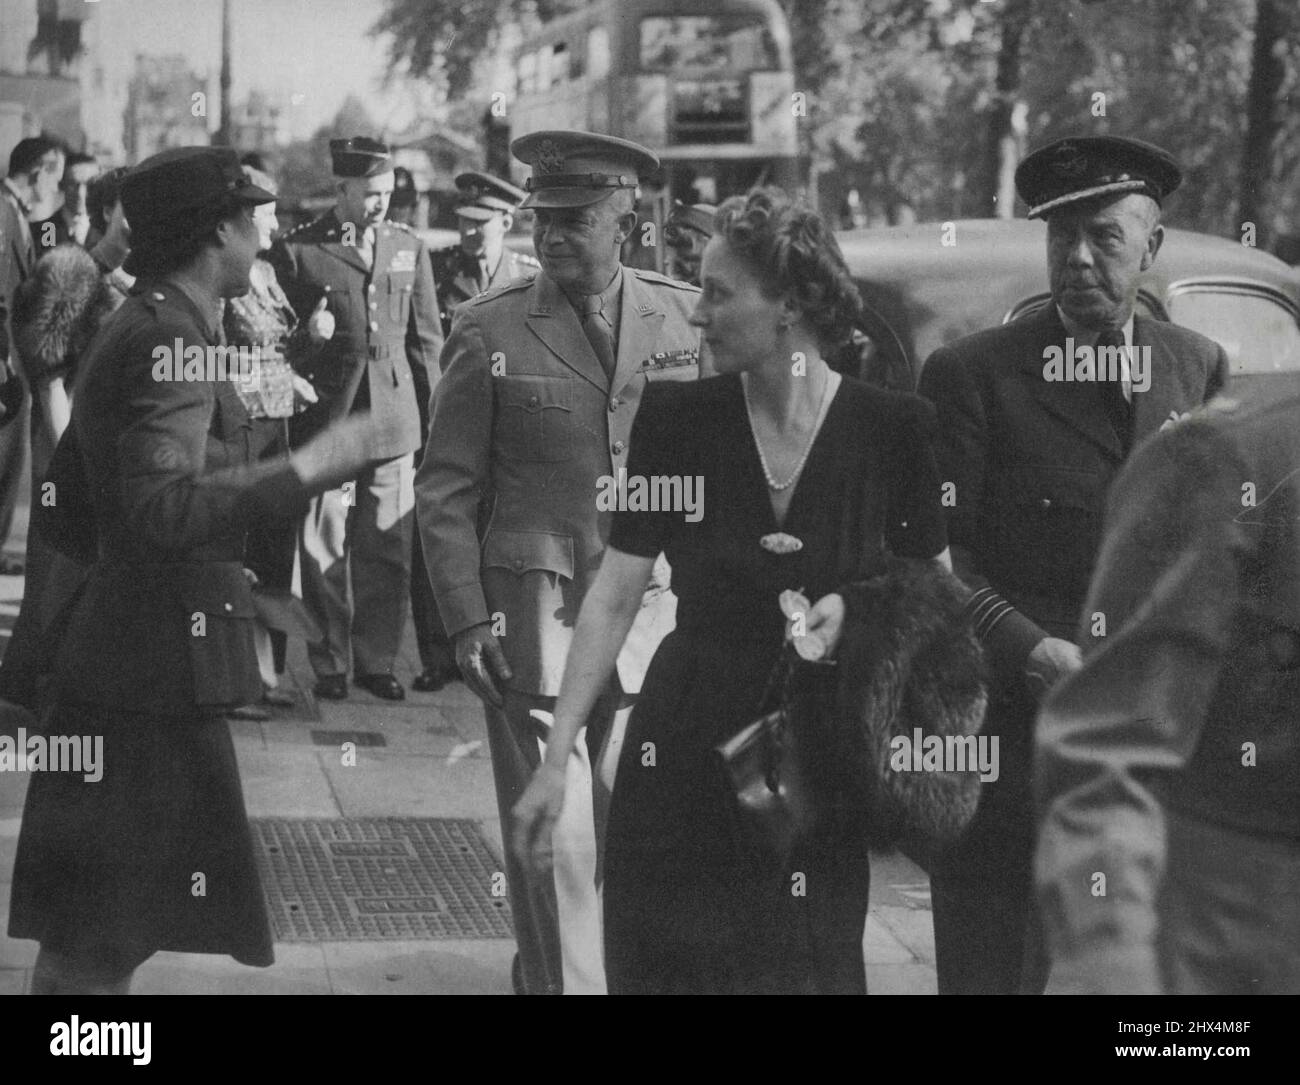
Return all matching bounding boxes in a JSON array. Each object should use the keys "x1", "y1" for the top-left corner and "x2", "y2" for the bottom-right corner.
[{"x1": 714, "y1": 647, "x2": 818, "y2": 866}]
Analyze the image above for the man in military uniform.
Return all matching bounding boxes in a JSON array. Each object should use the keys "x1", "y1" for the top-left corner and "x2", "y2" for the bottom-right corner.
[
  {"x1": 429, "y1": 171, "x2": 539, "y2": 337},
  {"x1": 918, "y1": 135, "x2": 1229, "y2": 994},
  {"x1": 270, "y1": 137, "x2": 442, "y2": 702},
  {"x1": 415, "y1": 131, "x2": 700, "y2": 994},
  {"x1": 409, "y1": 172, "x2": 542, "y2": 694},
  {"x1": 662, "y1": 200, "x2": 714, "y2": 287},
  {"x1": 1036, "y1": 374, "x2": 1300, "y2": 995}
]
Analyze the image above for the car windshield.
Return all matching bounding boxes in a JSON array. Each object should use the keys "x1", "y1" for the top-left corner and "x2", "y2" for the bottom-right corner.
[{"x1": 1166, "y1": 287, "x2": 1300, "y2": 374}]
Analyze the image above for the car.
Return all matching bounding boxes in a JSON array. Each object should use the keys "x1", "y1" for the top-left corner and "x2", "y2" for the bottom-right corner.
[{"x1": 837, "y1": 218, "x2": 1300, "y2": 394}]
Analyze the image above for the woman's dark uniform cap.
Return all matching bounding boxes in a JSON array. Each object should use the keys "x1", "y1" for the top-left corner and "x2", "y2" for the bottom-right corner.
[
  {"x1": 121, "y1": 146, "x2": 275, "y2": 275},
  {"x1": 454, "y1": 171, "x2": 526, "y2": 221},
  {"x1": 330, "y1": 137, "x2": 394, "y2": 179},
  {"x1": 1015, "y1": 135, "x2": 1182, "y2": 219},
  {"x1": 511, "y1": 130, "x2": 659, "y2": 209}
]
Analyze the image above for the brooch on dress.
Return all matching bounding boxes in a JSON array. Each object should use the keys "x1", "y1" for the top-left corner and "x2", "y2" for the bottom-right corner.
[{"x1": 760, "y1": 532, "x2": 803, "y2": 554}]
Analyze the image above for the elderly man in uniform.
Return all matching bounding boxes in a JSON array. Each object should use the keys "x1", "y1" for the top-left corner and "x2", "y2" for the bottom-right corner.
[
  {"x1": 1036, "y1": 373, "x2": 1300, "y2": 995},
  {"x1": 918, "y1": 134, "x2": 1230, "y2": 994},
  {"x1": 270, "y1": 137, "x2": 442, "y2": 702},
  {"x1": 411, "y1": 172, "x2": 541, "y2": 694},
  {"x1": 416, "y1": 130, "x2": 700, "y2": 994}
]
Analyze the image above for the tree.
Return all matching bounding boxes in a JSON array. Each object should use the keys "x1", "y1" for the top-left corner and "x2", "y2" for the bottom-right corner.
[{"x1": 371, "y1": 0, "x2": 582, "y2": 99}]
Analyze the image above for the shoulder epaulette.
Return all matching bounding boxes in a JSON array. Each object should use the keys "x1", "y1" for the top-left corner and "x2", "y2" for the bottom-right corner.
[
  {"x1": 631, "y1": 267, "x2": 700, "y2": 291},
  {"x1": 383, "y1": 220, "x2": 416, "y2": 235},
  {"x1": 280, "y1": 213, "x2": 337, "y2": 243},
  {"x1": 465, "y1": 277, "x2": 536, "y2": 307},
  {"x1": 514, "y1": 251, "x2": 541, "y2": 267}
]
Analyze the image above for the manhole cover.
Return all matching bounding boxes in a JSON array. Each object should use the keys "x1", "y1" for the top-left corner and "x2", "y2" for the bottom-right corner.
[{"x1": 251, "y1": 818, "x2": 513, "y2": 940}]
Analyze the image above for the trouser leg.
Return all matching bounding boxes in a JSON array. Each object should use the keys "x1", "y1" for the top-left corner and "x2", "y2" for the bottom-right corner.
[
  {"x1": 410, "y1": 523, "x2": 455, "y2": 672},
  {"x1": 299, "y1": 485, "x2": 351, "y2": 678},
  {"x1": 484, "y1": 694, "x2": 562, "y2": 995},
  {"x1": 931, "y1": 787, "x2": 1043, "y2": 994},
  {"x1": 486, "y1": 686, "x2": 624, "y2": 994},
  {"x1": 350, "y1": 454, "x2": 412, "y2": 676}
]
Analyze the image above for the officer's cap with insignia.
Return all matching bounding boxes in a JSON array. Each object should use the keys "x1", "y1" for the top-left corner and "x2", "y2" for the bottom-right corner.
[
  {"x1": 454, "y1": 171, "x2": 526, "y2": 221},
  {"x1": 512, "y1": 130, "x2": 659, "y2": 209},
  {"x1": 330, "y1": 136, "x2": 394, "y2": 179},
  {"x1": 1016, "y1": 135, "x2": 1182, "y2": 220}
]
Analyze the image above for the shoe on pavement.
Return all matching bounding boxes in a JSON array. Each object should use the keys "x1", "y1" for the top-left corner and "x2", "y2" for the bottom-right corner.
[
  {"x1": 354, "y1": 673, "x2": 405, "y2": 701},
  {"x1": 412, "y1": 665, "x2": 462, "y2": 692},
  {"x1": 313, "y1": 675, "x2": 348, "y2": 701}
]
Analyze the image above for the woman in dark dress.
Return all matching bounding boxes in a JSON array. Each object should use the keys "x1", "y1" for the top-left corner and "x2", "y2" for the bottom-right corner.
[
  {"x1": 512, "y1": 188, "x2": 950, "y2": 994},
  {"x1": 6, "y1": 147, "x2": 374, "y2": 995}
]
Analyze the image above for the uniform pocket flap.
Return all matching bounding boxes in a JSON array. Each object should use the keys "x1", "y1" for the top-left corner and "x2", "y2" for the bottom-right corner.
[
  {"x1": 482, "y1": 530, "x2": 574, "y2": 578},
  {"x1": 496, "y1": 375, "x2": 573, "y2": 414}
]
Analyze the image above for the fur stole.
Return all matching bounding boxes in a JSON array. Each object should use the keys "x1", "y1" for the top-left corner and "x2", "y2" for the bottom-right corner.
[
  {"x1": 835, "y1": 556, "x2": 988, "y2": 861},
  {"x1": 11, "y1": 244, "x2": 119, "y2": 386}
]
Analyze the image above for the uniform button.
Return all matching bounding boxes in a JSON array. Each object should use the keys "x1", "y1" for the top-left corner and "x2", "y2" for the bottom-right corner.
[
  {"x1": 369, "y1": 321, "x2": 379, "y2": 331},
  {"x1": 512, "y1": 558, "x2": 524, "y2": 570},
  {"x1": 370, "y1": 302, "x2": 377, "y2": 310},
  {"x1": 368, "y1": 284, "x2": 376, "y2": 294},
  {"x1": 223, "y1": 602, "x2": 233, "y2": 613},
  {"x1": 609, "y1": 397, "x2": 621, "y2": 412},
  {"x1": 528, "y1": 395, "x2": 540, "y2": 407},
  {"x1": 152, "y1": 292, "x2": 165, "y2": 301},
  {"x1": 1038, "y1": 497, "x2": 1052, "y2": 510},
  {"x1": 612, "y1": 441, "x2": 626, "y2": 455}
]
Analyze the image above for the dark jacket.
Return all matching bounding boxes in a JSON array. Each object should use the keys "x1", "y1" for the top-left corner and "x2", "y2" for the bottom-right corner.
[
  {"x1": 48, "y1": 281, "x2": 309, "y2": 717},
  {"x1": 430, "y1": 245, "x2": 539, "y2": 337},
  {"x1": 1036, "y1": 372, "x2": 1300, "y2": 992},
  {"x1": 918, "y1": 305, "x2": 1229, "y2": 696},
  {"x1": 269, "y1": 210, "x2": 442, "y2": 460}
]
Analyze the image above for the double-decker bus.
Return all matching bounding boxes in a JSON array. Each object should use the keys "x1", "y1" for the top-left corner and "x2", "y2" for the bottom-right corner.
[{"x1": 506, "y1": 0, "x2": 800, "y2": 267}]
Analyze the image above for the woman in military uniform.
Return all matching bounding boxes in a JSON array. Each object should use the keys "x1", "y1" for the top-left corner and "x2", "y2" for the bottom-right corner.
[{"x1": 7, "y1": 147, "x2": 373, "y2": 995}]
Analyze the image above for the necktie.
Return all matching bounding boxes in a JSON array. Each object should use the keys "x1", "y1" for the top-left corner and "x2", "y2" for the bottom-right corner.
[
  {"x1": 1096, "y1": 328, "x2": 1132, "y2": 452},
  {"x1": 579, "y1": 292, "x2": 617, "y2": 380}
]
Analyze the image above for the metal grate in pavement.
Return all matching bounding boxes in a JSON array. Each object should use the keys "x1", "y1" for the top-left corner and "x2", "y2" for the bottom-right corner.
[{"x1": 251, "y1": 818, "x2": 513, "y2": 941}]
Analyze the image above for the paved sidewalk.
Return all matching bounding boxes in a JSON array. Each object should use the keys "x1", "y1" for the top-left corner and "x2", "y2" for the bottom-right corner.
[{"x1": 0, "y1": 561, "x2": 937, "y2": 995}]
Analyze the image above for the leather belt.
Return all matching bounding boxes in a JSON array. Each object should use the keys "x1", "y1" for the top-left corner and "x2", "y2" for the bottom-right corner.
[{"x1": 366, "y1": 343, "x2": 391, "y2": 360}]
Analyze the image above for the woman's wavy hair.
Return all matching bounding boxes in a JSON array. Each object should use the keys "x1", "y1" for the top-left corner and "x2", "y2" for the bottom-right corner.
[{"x1": 712, "y1": 186, "x2": 862, "y2": 348}]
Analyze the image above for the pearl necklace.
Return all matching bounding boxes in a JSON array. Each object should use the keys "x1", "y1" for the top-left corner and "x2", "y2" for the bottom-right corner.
[{"x1": 743, "y1": 370, "x2": 834, "y2": 491}]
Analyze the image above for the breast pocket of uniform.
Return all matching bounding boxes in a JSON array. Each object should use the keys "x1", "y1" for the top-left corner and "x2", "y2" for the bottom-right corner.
[
  {"x1": 494, "y1": 375, "x2": 574, "y2": 462},
  {"x1": 388, "y1": 275, "x2": 412, "y2": 323},
  {"x1": 995, "y1": 464, "x2": 1103, "y2": 595}
]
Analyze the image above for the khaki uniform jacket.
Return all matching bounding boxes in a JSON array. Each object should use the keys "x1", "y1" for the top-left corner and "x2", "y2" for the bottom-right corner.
[
  {"x1": 415, "y1": 266, "x2": 701, "y2": 696},
  {"x1": 1036, "y1": 373, "x2": 1300, "y2": 992},
  {"x1": 269, "y1": 211, "x2": 442, "y2": 460},
  {"x1": 49, "y1": 282, "x2": 310, "y2": 717}
]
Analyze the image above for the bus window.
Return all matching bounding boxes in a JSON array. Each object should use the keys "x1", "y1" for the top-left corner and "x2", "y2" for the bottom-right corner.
[
  {"x1": 588, "y1": 26, "x2": 609, "y2": 80},
  {"x1": 639, "y1": 16, "x2": 779, "y2": 73}
]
